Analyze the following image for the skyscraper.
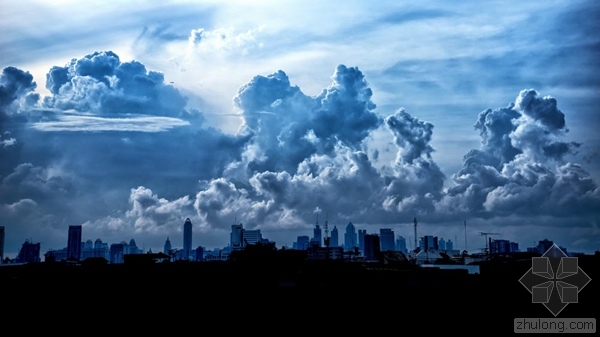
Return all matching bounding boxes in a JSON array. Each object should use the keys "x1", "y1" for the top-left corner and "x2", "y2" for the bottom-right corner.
[
  {"x1": 231, "y1": 223, "x2": 243, "y2": 250},
  {"x1": 163, "y1": 237, "x2": 172, "y2": 254},
  {"x1": 364, "y1": 234, "x2": 380, "y2": 261},
  {"x1": 330, "y1": 226, "x2": 339, "y2": 247},
  {"x1": 0, "y1": 226, "x2": 4, "y2": 262},
  {"x1": 396, "y1": 235, "x2": 407, "y2": 254},
  {"x1": 183, "y1": 218, "x2": 192, "y2": 260},
  {"x1": 313, "y1": 224, "x2": 322, "y2": 247},
  {"x1": 67, "y1": 225, "x2": 82, "y2": 261},
  {"x1": 379, "y1": 228, "x2": 395, "y2": 251},
  {"x1": 344, "y1": 222, "x2": 357, "y2": 249},
  {"x1": 16, "y1": 240, "x2": 40, "y2": 263},
  {"x1": 358, "y1": 229, "x2": 366, "y2": 253}
]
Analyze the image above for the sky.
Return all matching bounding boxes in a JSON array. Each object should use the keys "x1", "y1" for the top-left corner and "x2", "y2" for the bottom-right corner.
[{"x1": 1, "y1": 0, "x2": 599, "y2": 258}]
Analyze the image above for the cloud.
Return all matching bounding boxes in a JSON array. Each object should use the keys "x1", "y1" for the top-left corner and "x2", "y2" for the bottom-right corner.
[
  {"x1": 43, "y1": 51, "x2": 189, "y2": 118},
  {"x1": 438, "y1": 89, "x2": 599, "y2": 219},
  {"x1": 31, "y1": 113, "x2": 190, "y2": 132},
  {"x1": 0, "y1": 66, "x2": 40, "y2": 113}
]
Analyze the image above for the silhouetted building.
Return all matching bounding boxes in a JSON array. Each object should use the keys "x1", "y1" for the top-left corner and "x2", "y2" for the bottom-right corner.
[
  {"x1": 243, "y1": 229, "x2": 262, "y2": 246},
  {"x1": 379, "y1": 228, "x2": 395, "y2": 251},
  {"x1": 313, "y1": 224, "x2": 322, "y2": 247},
  {"x1": 16, "y1": 240, "x2": 40, "y2": 263},
  {"x1": 344, "y1": 222, "x2": 357, "y2": 250},
  {"x1": 446, "y1": 239, "x2": 453, "y2": 252},
  {"x1": 364, "y1": 234, "x2": 380, "y2": 261},
  {"x1": 358, "y1": 229, "x2": 366, "y2": 253},
  {"x1": 0, "y1": 226, "x2": 4, "y2": 262},
  {"x1": 330, "y1": 225, "x2": 339, "y2": 247},
  {"x1": 110, "y1": 242, "x2": 126, "y2": 264},
  {"x1": 231, "y1": 223, "x2": 243, "y2": 250},
  {"x1": 490, "y1": 239, "x2": 519, "y2": 254},
  {"x1": 195, "y1": 246, "x2": 204, "y2": 261},
  {"x1": 67, "y1": 225, "x2": 82, "y2": 261},
  {"x1": 439, "y1": 238, "x2": 446, "y2": 251},
  {"x1": 163, "y1": 237, "x2": 172, "y2": 254},
  {"x1": 526, "y1": 239, "x2": 566, "y2": 255},
  {"x1": 127, "y1": 239, "x2": 143, "y2": 254},
  {"x1": 419, "y1": 235, "x2": 438, "y2": 252},
  {"x1": 183, "y1": 218, "x2": 192, "y2": 260},
  {"x1": 396, "y1": 235, "x2": 407, "y2": 254},
  {"x1": 296, "y1": 236, "x2": 309, "y2": 250}
]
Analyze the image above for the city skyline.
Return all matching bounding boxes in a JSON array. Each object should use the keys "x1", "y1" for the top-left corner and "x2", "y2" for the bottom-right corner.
[{"x1": 1, "y1": 1, "x2": 599, "y2": 257}]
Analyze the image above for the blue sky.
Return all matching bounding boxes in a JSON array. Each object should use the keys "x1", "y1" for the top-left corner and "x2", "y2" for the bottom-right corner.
[{"x1": 1, "y1": 0, "x2": 599, "y2": 257}]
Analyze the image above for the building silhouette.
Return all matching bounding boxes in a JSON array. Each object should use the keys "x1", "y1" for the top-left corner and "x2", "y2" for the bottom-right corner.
[
  {"x1": 379, "y1": 228, "x2": 395, "y2": 251},
  {"x1": 163, "y1": 237, "x2": 172, "y2": 254},
  {"x1": 183, "y1": 218, "x2": 192, "y2": 260},
  {"x1": 313, "y1": 224, "x2": 322, "y2": 247},
  {"x1": 67, "y1": 225, "x2": 82, "y2": 261},
  {"x1": 330, "y1": 225, "x2": 339, "y2": 247},
  {"x1": 364, "y1": 234, "x2": 380, "y2": 261},
  {"x1": 358, "y1": 229, "x2": 366, "y2": 254},
  {"x1": 16, "y1": 240, "x2": 40, "y2": 263},
  {"x1": 344, "y1": 222, "x2": 357, "y2": 250},
  {"x1": 396, "y1": 235, "x2": 407, "y2": 254},
  {"x1": 295, "y1": 235, "x2": 309, "y2": 250},
  {"x1": 419, "y1": 235, "x2": 438, "y2": 252},
  {"x1": 0, "y1": 226, "x2": 4, "y2": 262},
  {"x1": 231, "y1": 223, "x2": 243, "y2": 250}
]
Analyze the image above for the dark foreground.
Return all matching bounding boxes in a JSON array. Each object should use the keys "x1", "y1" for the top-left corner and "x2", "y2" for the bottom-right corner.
[{"x1": 1, "y1": 253, "x2": 597, "y2": 333}]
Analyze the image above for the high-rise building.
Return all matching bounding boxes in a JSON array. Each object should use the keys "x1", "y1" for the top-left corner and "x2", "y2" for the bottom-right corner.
[
  {"x1": 379, "y1": 228, "x2": 395, "y2": 251},
  {"x1": 344, "y1": 222, "x2": 357, "y2": 249},
  {"x1": 446, "y1": 239, "x2": 453, "y2": 252},
  {"x1": 419, "y1": 235, "x2": 438, "y2": 252},
  {"x1": 439, "y1": 238, "x2": 446, "y2": 251},
  {"x1": 183, "y1": 218, "x2": 192, "y2": 260},
  {"x1": 364, "y1": 234, "x2": 380, "y2": 261},
  {"x1": 330, "y1": 226, "x2": 339, "y2": 247},
  {"x1": 163, "y1": 237, "x2": 172, "y2": 254},
  {"x1": 296, "y1": 236, "x2": 310, "y2": 250},
  {"x1": 0, "y1": 226, "x2": 4, "y2": 262},
  {"x1": 396, "y1": 235, "x2": 407, "y2": 254},
  {"x1": 358, "y1": 229, "x2": 366, "y2": 253},
  {"x1": 231, "y1": 223, "x2": 244, "y2": 250},
  {"x1": 313, "y1": 224, "x2": 322, "y2": 247},
  {"x1": 243, "y1": 229, "x2": 262, "y2": 245},
  {"x1": 16, "y1": 240, "x2": 41, "y2": 263},
  {"x1": 67, "y1": 225, "x2": 82, "y2": 261}
]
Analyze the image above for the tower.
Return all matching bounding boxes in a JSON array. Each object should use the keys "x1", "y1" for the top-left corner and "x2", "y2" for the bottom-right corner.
[
  {"x1": 67, "y1": 225, "x2": 82, "y2": 261},
  {"x1": 183, "y1": 218, "x2": 192, "y2": 260},
  {"x1": 163, "y1": 237, "x2": 172, "y2": 254},
  {"x1": 413, "y1": 217, "x2": 418, "y2": 252},
  {"x1": 330, "y1": 226, "x2": 339, "y2": 247},
  {"x1": 344, "y1": 222, "x2": 357, "y2": 249}
]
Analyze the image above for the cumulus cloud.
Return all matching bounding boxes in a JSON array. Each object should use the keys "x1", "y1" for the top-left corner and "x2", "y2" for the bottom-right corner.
[
  {"x1": 1, "y1": 51, "x2": 599, "y2": 254},
  {"x1": 438, "y1": 89, "x2": 599, "y2": 219},
  {"x1": 43, "y1": 51, "x2": 188, "y2": 118}
]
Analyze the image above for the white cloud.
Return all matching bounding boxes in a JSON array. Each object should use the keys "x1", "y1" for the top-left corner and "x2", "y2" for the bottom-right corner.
[{"x1": 31, "y1": 114, "x2": 190, "y2": 132}]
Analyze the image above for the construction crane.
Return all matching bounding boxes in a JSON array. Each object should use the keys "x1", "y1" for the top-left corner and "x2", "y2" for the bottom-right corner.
[{"x1": 479, "y1": 232, "x2": 500, "y2": 256}]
